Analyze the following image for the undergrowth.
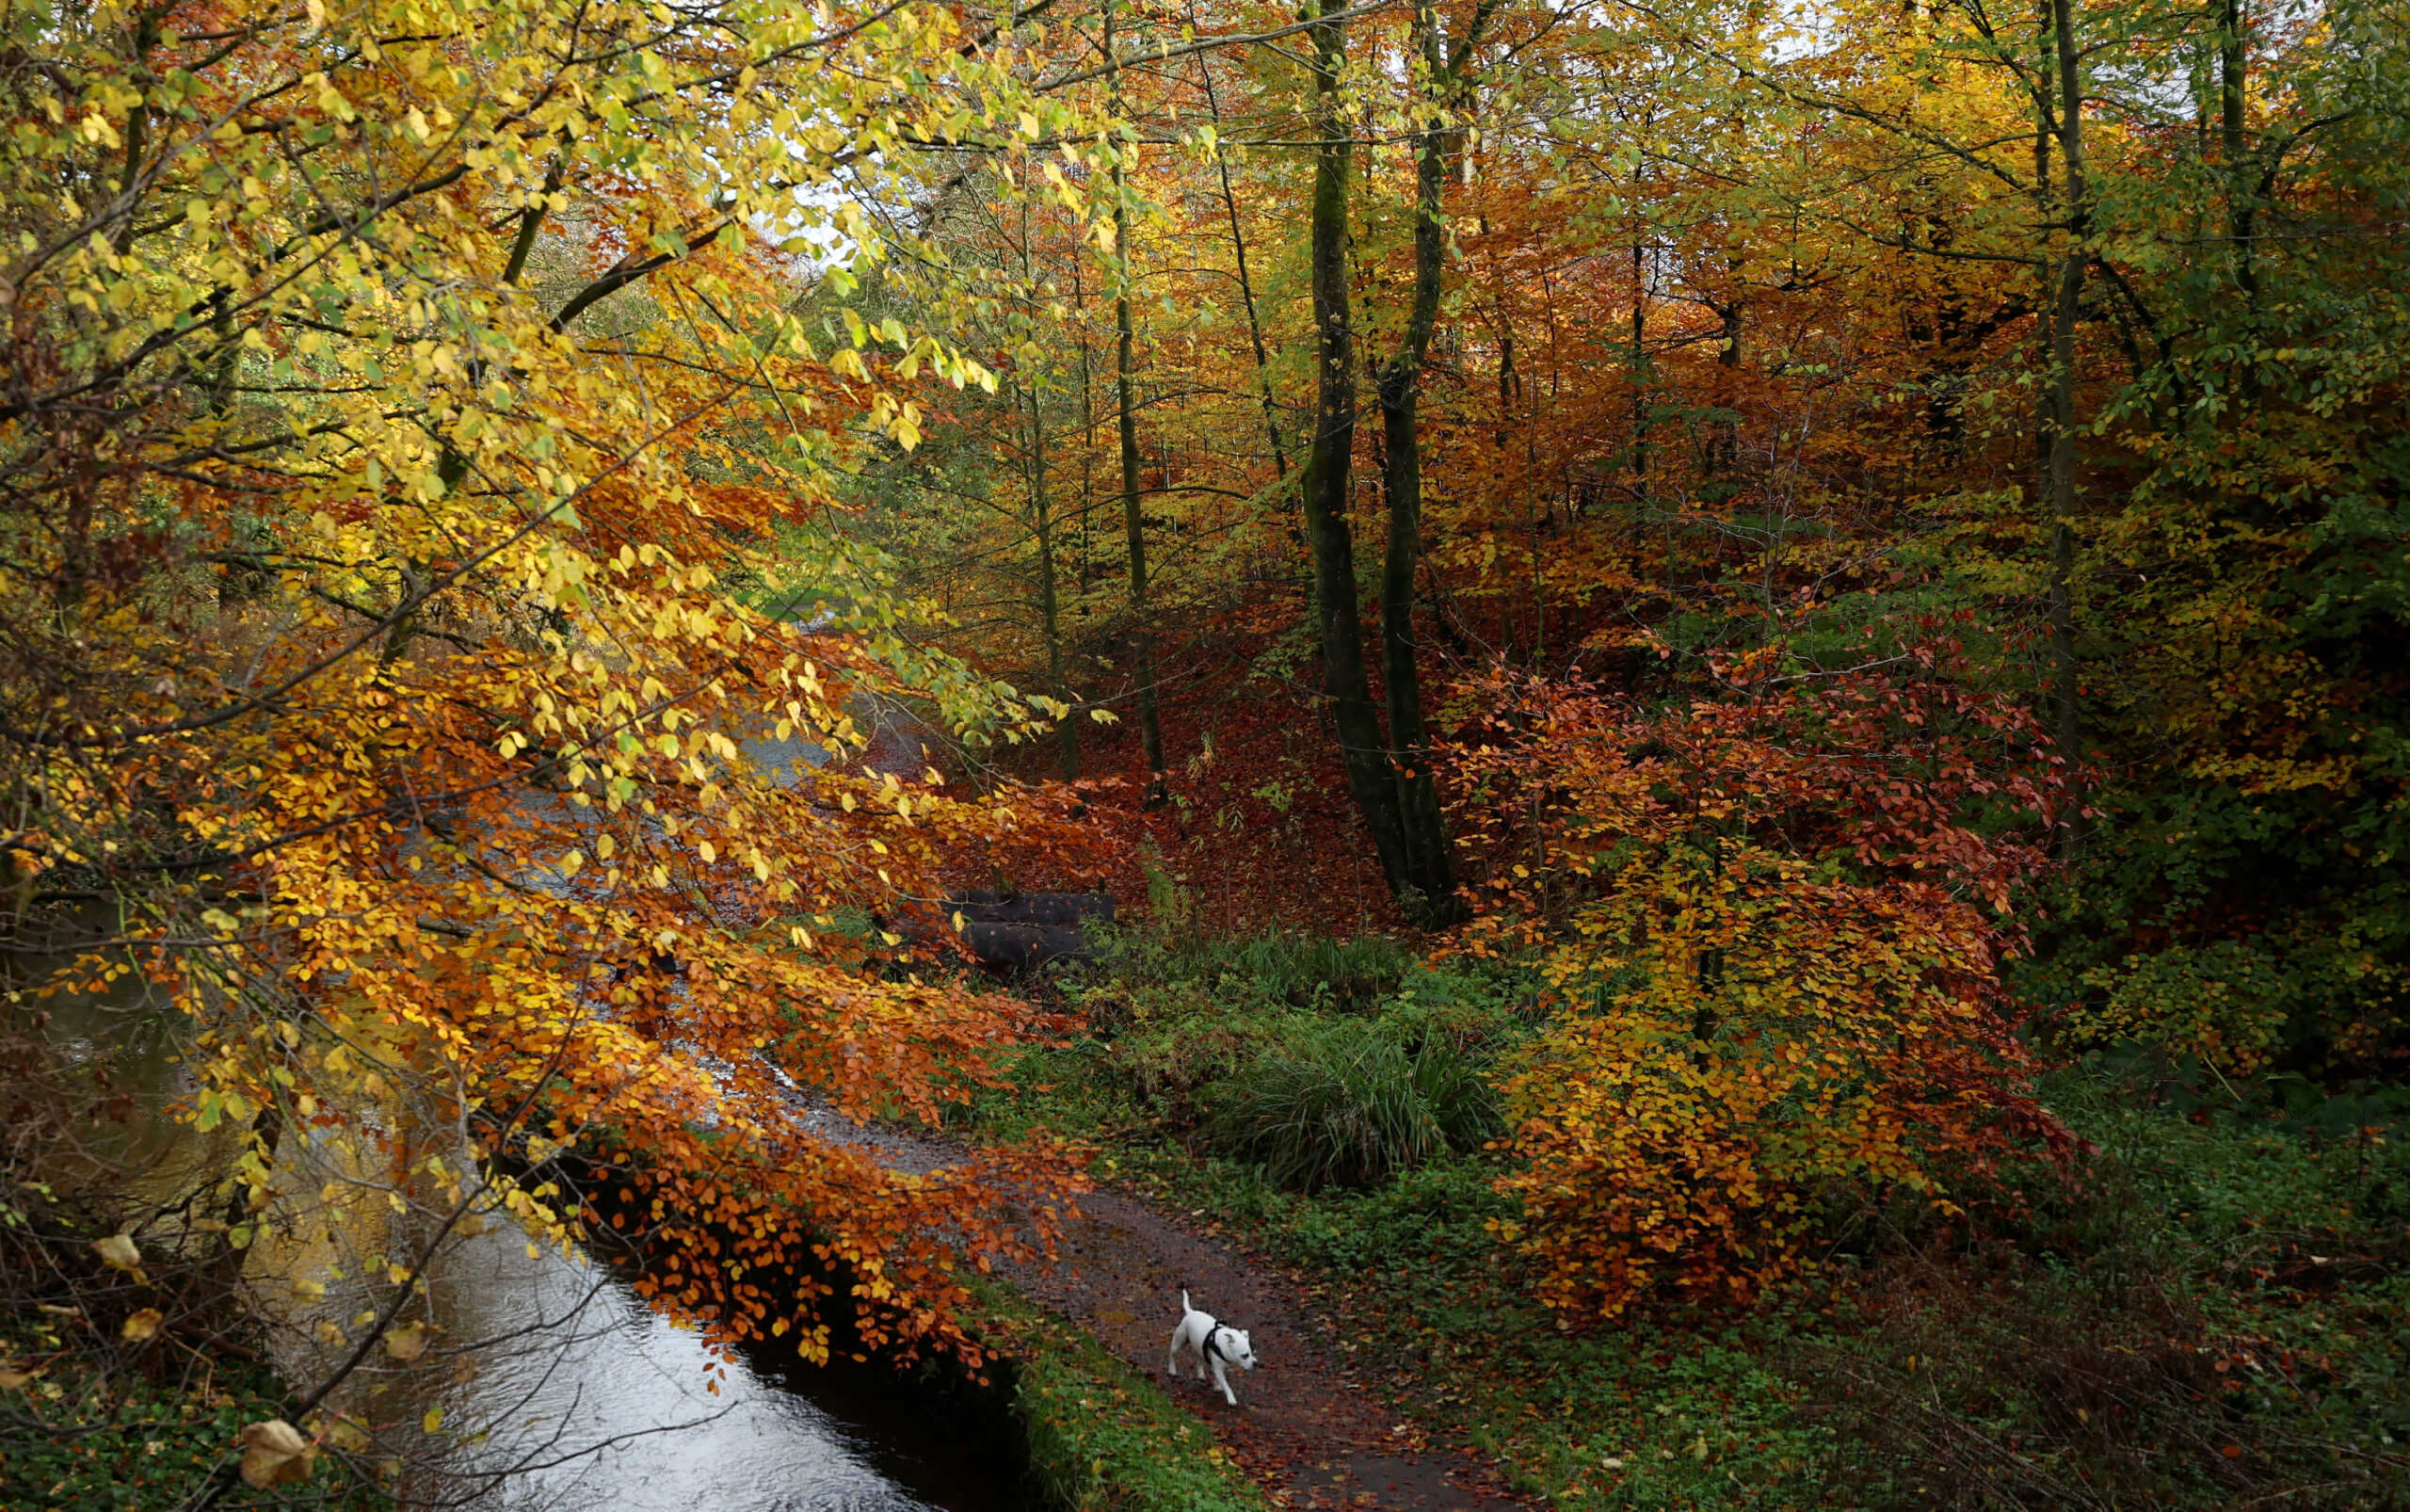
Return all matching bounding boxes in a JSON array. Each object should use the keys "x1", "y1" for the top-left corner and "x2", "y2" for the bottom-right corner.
[
  {"x1": 973, "y1": 1279, "x2": 1267, "y2": 1512},
  {"x1": 0, "y1": 1330, "x2": 380, "y2": 1511},
  {"x1": 1202, "y1": 1017, "x2": 1496, "y2": 1190},
  {"x1": 971, "y1": 931, "x2": 2410, "y2": 1511},
  {"x1": 1786, "y1": 1057, "x2": 2410, "y2": 1509},
  {"x1": 0, "y1": 1022, "x2": 389, "y2": 1512}
]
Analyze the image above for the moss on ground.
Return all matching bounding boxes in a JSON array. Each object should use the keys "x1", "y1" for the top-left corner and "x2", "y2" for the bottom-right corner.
[
  {"x1": 973, "y1": 1279, "x2": 1269, "y2": 1512},
  {"x1": 0, "y1": 1336, "x2": 390, "y2": 1511}
]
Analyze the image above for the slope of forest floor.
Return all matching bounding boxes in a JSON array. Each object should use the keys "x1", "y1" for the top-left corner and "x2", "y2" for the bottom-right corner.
[
  {"x1": 1004, "y1": 1182, "x2": 1530, "y2": 1509},
  {"x1": 0, "y1": 1332, "x2": 368, "y2": 1511},
  {"x1": 796, "y1": 1087, "x2": 1529, "y2": 1507},
  {"x1": 956, "y1": 932, "x2": 2410, "y2": 1511}
]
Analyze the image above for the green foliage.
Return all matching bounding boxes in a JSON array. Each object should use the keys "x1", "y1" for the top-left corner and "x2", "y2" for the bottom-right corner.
[
  {"x1": 1788, "y1": 1058, "x2": 2410, "y2": 1508},
  {"x1": 1093, "y1": 925, "x2": 1418, "y2": 1011},
  {"x1": 1201, "y1": 1017, "x2": 1497, "y2": 1191},
  {"x1": 0, "y1": 1343, "x2": 385, "y2": 1511},
  {"x1": 975, "y1": 1282, "x2": 1267, "y2": 1512},
  {"x1": 1020, "y1": 931, "x2": 1523, "y2": 1194},
  {"x1": 2016, "y1": 5, "x2": 2410, "y2": 1085}
]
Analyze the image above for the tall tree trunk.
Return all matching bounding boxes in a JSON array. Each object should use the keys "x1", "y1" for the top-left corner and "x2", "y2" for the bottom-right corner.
[
  {"x1": 2044, "y1": 0, "x2": 2088, "y2": 854},
  {"x1": 1024, "y1": 202, "x2": 1077, "y2": 780},
  {"x1": 1025, "y1": 380, "x2": 1078, "y2": 780},
  {"x1": 1075, "y1": 257, "x2": 1096, "y2": 596},
  {"x1": 1630, "y1": 235, "x2": 1649, "y2": 490},
  {"x1": 1629, "y1": 124, "x2": 1652, "y2": 494},
  {"x1": 1189, "y1": 15, "x2": 1289, "y2": 480},
  {"x1": 1711, "y1": 249, "x2": 1743, "y2": 477},
  {"x1": 1300, "y1": 0, "x2": 1415, "y2": 896},
  {"x1": 2219, "y1": 0, "x2": 2259, "y2": 402},
  {"x1": 1108, "y1": 0, "x2": 1165, "y2": 800},
  {"x1": 1499, "y1": 311, "x2": 1547, "y2": 663},
  {"x1": 1114, "y1": 228, "x2": 1165, "y2": 798},
  {"x1": 1371, "y1": 0, "x2": 1485, "y2": 925}
]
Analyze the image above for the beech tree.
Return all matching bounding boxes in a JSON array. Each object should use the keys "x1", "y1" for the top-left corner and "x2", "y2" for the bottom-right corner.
[{"x1": 0, "y1": 0, "x2": 1115, "y2": 1485}]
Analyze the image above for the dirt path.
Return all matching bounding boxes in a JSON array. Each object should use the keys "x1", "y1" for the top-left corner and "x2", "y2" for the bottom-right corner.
[
  {"x1": 1023, "y1": 1187, "x2": 1529, "y2": 1510},
  {"x1": 793, "y1": 1100, "x2": 1530, "y2": 1509}
]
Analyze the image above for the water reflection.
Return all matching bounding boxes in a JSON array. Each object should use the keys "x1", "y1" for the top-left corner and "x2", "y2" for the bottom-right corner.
[
  {"x1": 15, "y1": 963, "x2": 1021, "y2": 1512},
  {"x1": 424, "y1": 1225, "x2": 1014, "y2": 1512}
]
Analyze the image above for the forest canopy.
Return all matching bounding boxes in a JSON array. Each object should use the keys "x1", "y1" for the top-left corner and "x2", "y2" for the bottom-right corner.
[{"x1": 3, "y1": 0, "x2": 2406, "y2": 1499}]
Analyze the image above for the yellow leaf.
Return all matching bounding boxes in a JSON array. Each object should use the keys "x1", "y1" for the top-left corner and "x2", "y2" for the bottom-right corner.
[
  {"x1": 120, "y1": 1308, "x2": 165, "y2": 1343},
  {"x1": 237, "y1": 1421, "x2": 314, "y2": 1488},
  {"x1": 383, "y1": 1322, "x2": 430, "y2": 1363},
  {"x1": 92, "y1": 1233, "x2": 140, "y2": 1272}
]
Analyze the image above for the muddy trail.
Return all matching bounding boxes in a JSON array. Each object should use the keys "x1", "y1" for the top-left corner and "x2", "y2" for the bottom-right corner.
[
  {"x1": 1025, "y1": 1186, "x2": 1530, "y2": 1510},
  {"x1": 794, "y1": 1101, "x2": 1531, "y2": 1510}
]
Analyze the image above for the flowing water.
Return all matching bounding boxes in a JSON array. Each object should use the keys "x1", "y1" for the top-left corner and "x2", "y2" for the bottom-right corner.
[
  {"x1": 403, "y1": 1222, "x2": 1020, "y2": 1512},
  {"x1": 20, "y1": 953, "x2": 1028, "y2": 1512}
]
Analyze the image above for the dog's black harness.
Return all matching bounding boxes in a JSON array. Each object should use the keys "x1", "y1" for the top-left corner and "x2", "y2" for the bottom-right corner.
[{"x1": 1199, "y1": 1319, "x2": 1239, "y2": 1364}]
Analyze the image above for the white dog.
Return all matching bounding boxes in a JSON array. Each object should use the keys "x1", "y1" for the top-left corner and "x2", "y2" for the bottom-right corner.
[{"x1": 1166, "y1": 1289, "x2": 1258, "y2": 1406}]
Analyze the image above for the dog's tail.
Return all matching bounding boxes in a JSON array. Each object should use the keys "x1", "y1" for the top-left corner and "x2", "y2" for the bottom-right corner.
[{"x1": 1181, "y1": 1288, "x2": 1193, "y2": 1316}]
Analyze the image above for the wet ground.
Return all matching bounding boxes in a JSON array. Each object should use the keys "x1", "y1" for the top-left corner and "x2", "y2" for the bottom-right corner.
[{"x1": 1022, "y1": 1187, "x2": 1529, "y2": 1510}]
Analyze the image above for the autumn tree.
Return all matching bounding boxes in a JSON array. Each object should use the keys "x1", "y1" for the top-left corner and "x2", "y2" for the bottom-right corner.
[
  {"x1": 0, "y1": 0, "x2": 1118, "y2": 1488},
  {"x1": 1454, "y1": 637, "x2": 2072, "y2": 1316},
  {"x1": 1294, "y1": 0, "x2": 1516, "y2": 925}
]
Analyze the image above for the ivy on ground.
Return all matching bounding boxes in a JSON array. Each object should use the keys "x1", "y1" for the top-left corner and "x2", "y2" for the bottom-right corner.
[{"x1": 973, "y1": 1279, "x2": 1268, "y2": 1512}]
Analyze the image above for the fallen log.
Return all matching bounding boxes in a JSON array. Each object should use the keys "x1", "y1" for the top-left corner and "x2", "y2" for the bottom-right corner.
[
  {"x1": 959, "y1": 920, "x2": 1089, "y2": 972},
  {"x1": 944, "y1": 891, "x2": 1117, "y2": 927}
]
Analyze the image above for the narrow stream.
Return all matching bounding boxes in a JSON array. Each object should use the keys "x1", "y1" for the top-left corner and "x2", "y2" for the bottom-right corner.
[
  {"x1": 415, "y1": 1222, "x2": 1020, "y2": 1512},
  {"x1": 24, "y1": 964, "x2": 1032, "y2": 1512}
]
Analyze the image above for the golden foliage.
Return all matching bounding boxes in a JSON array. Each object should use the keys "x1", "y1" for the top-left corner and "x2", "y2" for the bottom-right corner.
[
  {"x1": 1, "y1": 0, "x2": 1112, "y2": 1375},
  {"x1": 1454, "y1": 652, "x2": 2071, "y2": 1317}
]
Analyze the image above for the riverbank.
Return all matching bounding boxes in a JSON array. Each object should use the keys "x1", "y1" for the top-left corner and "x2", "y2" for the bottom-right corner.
[
  {"x1": 0, "y1": 1313, "x2": 378, "y2": 1511},
  {"x1": 978, "y1": 1281, "x2": 1265, "y2": 1511},
  {"x1": 0, "y1": 1165, "x2": 389, "y2": 1512},
  {"x1": 779, "y1": 1077, "x2": 1531, "y2": 1508},
  {"x1": 18, "y1": 925, "x2": 2403, "y2": 1512}
]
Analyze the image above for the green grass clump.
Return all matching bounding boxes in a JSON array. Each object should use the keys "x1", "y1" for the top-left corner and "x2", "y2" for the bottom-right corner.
[
  {"x1": 1202, "y1": 1018, "x2": 1496, "y2": 1190},
  {"x1": 1185, "y1": 932, "x2": 1415, "y2": 1008},
  {"x1": 975, "y1": 1281, "x2": 1267, "y2": 1512},
  {"x1": 1088, "y1": 926, "x2": 1420, "y2": 1012}
]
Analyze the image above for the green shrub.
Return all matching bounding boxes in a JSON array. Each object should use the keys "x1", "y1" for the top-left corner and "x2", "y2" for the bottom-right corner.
[
  {"x1": 1091, "y1": 923, "x2": 1414, "y2": 1009},
  {"x1": 1199, "y1": 933, "x2": 1413, "y2": 1008},
  {"x1": 1203, "y1": 1019, "x2": 1497, "y2": 1190}
]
